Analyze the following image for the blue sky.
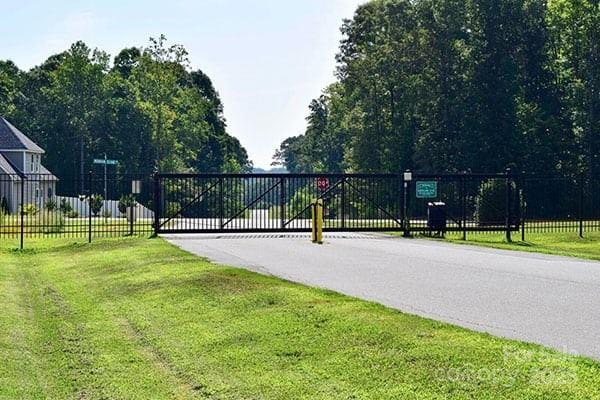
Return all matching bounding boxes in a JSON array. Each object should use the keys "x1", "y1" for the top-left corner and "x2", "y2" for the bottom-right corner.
[{"x1": 1, "y1": 0, "x2": 365, "y2": 169}]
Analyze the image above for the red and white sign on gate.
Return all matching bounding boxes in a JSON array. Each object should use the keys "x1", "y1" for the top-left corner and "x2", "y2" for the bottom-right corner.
[{"x1": 316, "y1": 176, "x2": 329, "y2": 191}]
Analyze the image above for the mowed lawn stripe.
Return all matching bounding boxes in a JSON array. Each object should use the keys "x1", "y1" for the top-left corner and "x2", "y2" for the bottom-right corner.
[
  {"x1": 1, "y1": 237, "x2": 599, "y2": 399},
  {"x1": 0, "y1": 252, "x2": 55, "y2": 398},
  {"x1": 0, "y1": 243, "x2": 198, "y2": 399}
]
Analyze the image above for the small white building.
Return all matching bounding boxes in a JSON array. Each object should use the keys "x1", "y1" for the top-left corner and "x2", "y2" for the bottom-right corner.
[{"x1": 0, "y1": 116, "x2": 58, "y2": 214}]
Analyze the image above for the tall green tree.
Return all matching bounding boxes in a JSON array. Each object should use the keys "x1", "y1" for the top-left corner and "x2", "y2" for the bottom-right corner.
[
  {"x1": 275, "y1": 0, "x2": 590, "y2": 177},
  {"x1": 548, "y1": 0, "x2": 600, "y2": 176},
  {"x1": 0, "y1": 35, "x2": 250, "y2": 189},
  {"x1": 0, "y1": 61, "x2": 21, "y2": 116}
]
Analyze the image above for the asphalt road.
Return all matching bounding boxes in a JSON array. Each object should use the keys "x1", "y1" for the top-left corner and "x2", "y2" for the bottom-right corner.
[{"x1": 165, "y1": 232, "x2": 600, "y2": 360}]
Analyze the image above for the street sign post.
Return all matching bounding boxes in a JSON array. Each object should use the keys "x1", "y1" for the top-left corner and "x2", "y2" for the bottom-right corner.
[
  {"x1": 416, "y1": 181, "x2": 438, "y2": 199},
  {"x1": 93, "y1": 155, "x2": 119, "y2": 217}
]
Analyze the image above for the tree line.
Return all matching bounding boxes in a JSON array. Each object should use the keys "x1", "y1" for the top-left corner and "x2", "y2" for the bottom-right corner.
[
  {"x1": 0, "y1": 35, "x2": 250, "y2": 189},
  {"x1": 273, "y1": 0, "x2": 600, "y2": 178}
]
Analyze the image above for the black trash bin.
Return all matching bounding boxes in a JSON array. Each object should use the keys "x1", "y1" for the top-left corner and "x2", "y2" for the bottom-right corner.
[{"x1": 427, "y1": 201, "x2": 446, "y2": 233}]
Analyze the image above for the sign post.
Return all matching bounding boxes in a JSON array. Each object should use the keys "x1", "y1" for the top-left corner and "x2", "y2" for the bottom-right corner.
[
  {"x1": 93, "y1": 155, "x2": 119, "y2": 218},
  {"x1": 129, "y1": 180, "x2": 142, "y2": 235},
  {"x1": 403, "y1": 171, "x2": 412, "y2": 237}
]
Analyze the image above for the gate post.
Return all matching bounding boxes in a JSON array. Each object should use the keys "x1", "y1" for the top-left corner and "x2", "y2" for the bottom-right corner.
[
  {"x1": 505, "y1": 168, "x2": 512, "y2": 242},
  {"x1": 402, "y1": 170, "x2": 412, "y2": 237},
  {"x1": 520, "y1": 173, "x2": 526, "y2": 242},
  {"x1": 19, "y1": 173, "x2": 24, "y2": 250},
  {"x1": 341, "y1": 177, "x2": 346, "y2": 229},
  {"x1": 280, "y1": 178, "x2": 285, "y2": 230},
  {"x1": 461, "y1": 173, "x2": 467, "y2": 241},
  {"x1": 220, "y1": 177, "x2": 224, "y2": 229},
  {"x1": 153, "y1": 173, "x2": 160, "y2": 236},
  {"x1": 88, "y1": 170, "x2": 92, "y2": 244},
  {"x1": 578, "y1": 173, "x2": 584, "y2": 238}
]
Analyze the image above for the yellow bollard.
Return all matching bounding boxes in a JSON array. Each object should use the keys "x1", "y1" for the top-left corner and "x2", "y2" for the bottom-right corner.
[{"x1": 311, "y1": 199, "x2": 324, "y2": 244}]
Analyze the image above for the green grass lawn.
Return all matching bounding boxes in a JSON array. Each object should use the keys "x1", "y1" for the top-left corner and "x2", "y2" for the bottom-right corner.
[
  {"x1": 1, "y1": 238, "x2": 599, "y2": 399},
  {"x1": 435, "y1": 231, "x2": 600, "y2": 261}
]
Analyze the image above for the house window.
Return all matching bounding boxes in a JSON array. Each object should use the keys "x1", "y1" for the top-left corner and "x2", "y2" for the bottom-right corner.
[
  {"x1": 48, "y1": 187, "x2": 53, "y2": 198},
  {"x1": 28, "y1": 154, "x2": 41, "y2": 173}
]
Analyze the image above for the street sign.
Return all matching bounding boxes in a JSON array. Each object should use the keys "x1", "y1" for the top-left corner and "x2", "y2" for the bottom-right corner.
[
  {"x1": 316, "y1": 177, "x2": 329, "y2": 191},
  {"x1": 416, "y1": 181, "x2": 438, "y2": 198},
  {"x1": 93, "y1": 158, "x2": 118, "y2": 165}
]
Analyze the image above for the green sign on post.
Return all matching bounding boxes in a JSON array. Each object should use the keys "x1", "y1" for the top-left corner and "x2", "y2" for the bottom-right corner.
[
  {"x1": 416, "y1": 181, "x2": 438, "y2": 198},
  {"x1": 93, "y1": 158, "x2": 118, "y2": 165}
]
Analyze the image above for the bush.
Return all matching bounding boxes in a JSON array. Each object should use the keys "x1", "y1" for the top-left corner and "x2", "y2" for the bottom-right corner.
[
  {"x1": 59, "y1": 198, "x2": 73, "y2": 214},
  {"x1": 66, "y1": 210, "x2": 79, "y2": 218},
  {"x1": 165, "y1": 201, "x2": 180, "y2": 218},
  {"x1": 45, "y1": 198, "x2": 57, "y2": 211},
  {"x1": 0, "y1": 196, "x2": 8, "y2": 214},
  {"x1": 42, "y1": 211, "x2": 65, "y2": 234},
  {"x1": 287, "y1": 186, "x2": 314, "y2": 219},
  {"x1": 20, "y1": 203, "x2": 39, "y2": 216},
  {"x1": 118, "y1": 194, "x2": 136, "y2": 216},
  {"x1": 474, "y1": 179, "x2": 518, "y2": 225},
  {"x1": 89, "y1": 194, "x2": 104, "y2": 217}
]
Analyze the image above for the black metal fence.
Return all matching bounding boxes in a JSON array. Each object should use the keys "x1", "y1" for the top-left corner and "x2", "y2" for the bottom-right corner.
[
  {"x1": 1, "y1": 171, "x2": 598, "y2": 248},
  {"x1": 0, "y1": 172, "x2": 154, "y2": 247},
  {"x1": 521, "y1": 175, "x2": 600, "y2": 236}
]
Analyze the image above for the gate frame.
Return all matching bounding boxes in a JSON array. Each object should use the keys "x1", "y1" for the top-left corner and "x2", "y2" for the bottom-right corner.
[{"x1": 153, "y1": 172, "x2": 520, "y2": 235}]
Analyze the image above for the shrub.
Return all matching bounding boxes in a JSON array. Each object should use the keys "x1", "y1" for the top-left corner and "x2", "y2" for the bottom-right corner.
[
  {"x1": 59, "y1": 198, "x2": 73, "y2": 214},
  {"x1": 474, "y1": 179, "x2": 518, "y2": 225},
  {"x1": 45, "y1": 198, "x2": 57, "y2": 211},
  {"x1": 20, "y1": 203, "x2": 39, "y2": 216},
  {"x1": 118, "y1": 194, "x2": 136, "y2": 216},
  {"x1": 42, "y1": 211, "x2": 65, "y2": 234},
  {"x1": 287, "y1": 186, "x2": 314, "y2": 219},
  {"x1": 165, "y1": 201, "x2": 180, "y2": 218},
  {"x1": 0, "y1": 196, "x2": 8, "y2": 214},
  {"x1": 89, "y1": 194, "x2": 104, "y2": 217},
  {"x1": 66, "y1": 210, "x2": 79, "y2": 218}
]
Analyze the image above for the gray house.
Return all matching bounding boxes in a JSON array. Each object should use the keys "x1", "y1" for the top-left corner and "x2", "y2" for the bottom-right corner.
[{"x1": 0, "y1": 117, "x2": 57, "y2": 214}]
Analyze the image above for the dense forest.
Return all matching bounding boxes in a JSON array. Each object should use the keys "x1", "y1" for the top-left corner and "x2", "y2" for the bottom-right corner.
[
  {"x1": 0, "y1": 35, "x2": 250, "y2": 184},
  {"x1": 273, "y1": 0, "x2": 600, "y2": 177}
]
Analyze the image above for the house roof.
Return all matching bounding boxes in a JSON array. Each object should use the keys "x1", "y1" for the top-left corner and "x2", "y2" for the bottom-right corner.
[
  {"x1": 0, "y1": 154, "x2": 58, "y2": 181},
  {"x1": 0, "y1": 153, "x2": 18, "y2": 176},
  {"x1": 34, "y1": 164, "x2": 59, "y2": 181},
  {"x1": 0, "y1": 117, "x2": 44, "y2": 153}
]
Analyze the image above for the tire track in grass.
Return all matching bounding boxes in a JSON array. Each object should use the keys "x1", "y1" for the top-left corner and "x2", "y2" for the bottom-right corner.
[
  {"x1": 117, "y1": 317, "x2": 217, "y2": 399},
  {"x1": 0, "y1": 254, "x2": 51, "y2": 399},
  {"x1": 23, "y1": 267, "x2": 106, "y2": 399},
  {"x1": 34, "y1": 245, "x2": 203, "y2": 400}
]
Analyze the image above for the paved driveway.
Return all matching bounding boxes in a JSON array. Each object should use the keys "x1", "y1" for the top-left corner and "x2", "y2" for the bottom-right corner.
[{"x1": 165, "y1": 232, "x2": 600, "y2": 360}]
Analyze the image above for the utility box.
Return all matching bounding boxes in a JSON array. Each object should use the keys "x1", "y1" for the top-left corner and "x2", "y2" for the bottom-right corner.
[{"x1": 427, "y1": 201, "x2": 446, "y2": 232}]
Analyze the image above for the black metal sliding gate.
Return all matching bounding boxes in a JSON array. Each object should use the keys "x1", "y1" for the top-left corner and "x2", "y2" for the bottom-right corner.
[{"x1": 154, "y1": 172, "x2": 520, "y2": 235}]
